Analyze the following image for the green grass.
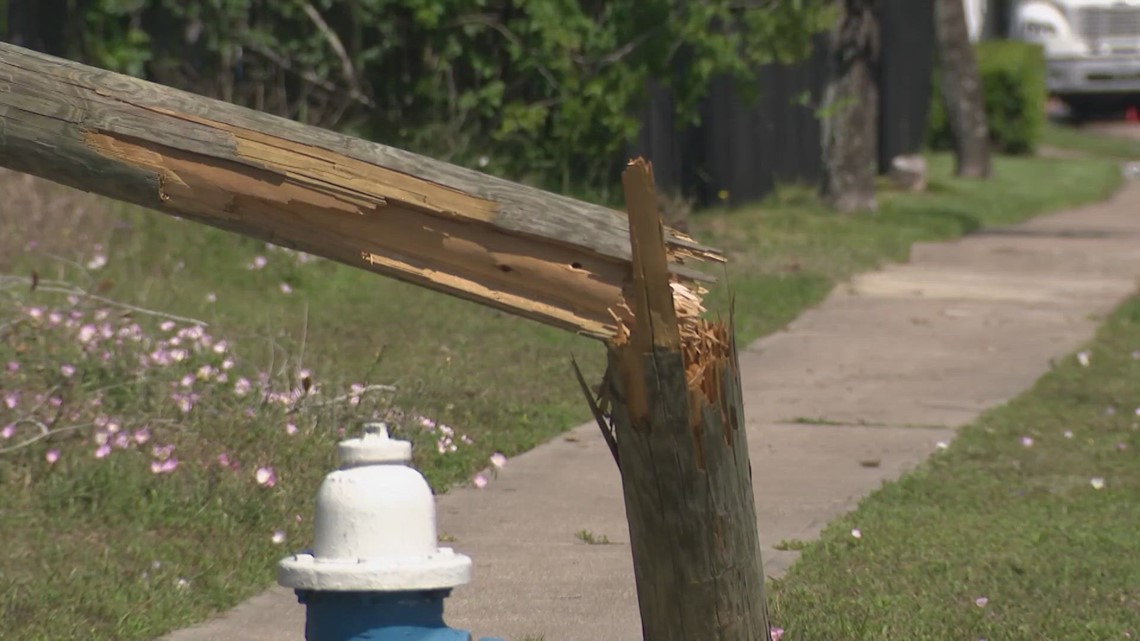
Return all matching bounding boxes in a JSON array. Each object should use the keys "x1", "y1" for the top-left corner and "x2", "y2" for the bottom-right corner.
[
  {"x1": 0, "y1": 145, "x2": 1125, "y2": 640},
  {"x1": 769, "y1": 296, "x2": 1140, "y2": 640},
  {"x1": 694, "y1": 153, "x2": 1123, "y2": 342},
  {"x1": 1042, "y1": 122, "x2": 1140, "y2": 160}
]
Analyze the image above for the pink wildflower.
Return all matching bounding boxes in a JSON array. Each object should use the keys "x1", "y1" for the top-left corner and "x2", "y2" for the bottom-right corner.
[
  {"x1": 60, "y1": 364, "x2": 76, "y2": 377},
  {"x1": 133, "y1": 428, "x2": 151, "y2": 445},
  {"x1": 94, "y1": 444, "x2": 112, "y2": 459},
  {"x1": 255, "y1": 466, "x2": 277, "y2": 487},
  {"x1": 1021, "y1": 436, "x2": 1034, "y2": 448},
  {"x1": 770, "y1": 628, "x2": 784, "y2": 641},
  {"x1": 285, "y1": 423, "x2": 299, "y2": 435},
  {"x1": 234, "y1": 378, "x2": 252, "y2": 397},
  {"x1": 279, "y1": 283, "x2": 293, "y2": 294},
  {"x1": 160, "y1": 320, "x2": 176, "y2": 332},
  {"x1": 45, "y1": 449, "x2": 60, "y2": 464},
  {"x1": 249, "y1": 256, "x2": 268, "y2": 270},
  {"x1": 271, "y1": 530, "x2": 286, "y2": 545},
  {"x1": 490, "y1": 453, "x2": 507, "y2": 469},
  {"x1": 113, "y1": 433, "x2": 131, "y2": 449},
  {"x1": 473, "y1": 474, "x2": 488, "y2": 489},
  {"x1": 5, "y1": 361, "x2": 18, "y2": 373},
  {"x1": 1, "y1": 424, "x2": 15, "y2": 439},
  {"x1": 78, "y1": 325, "x2": 97, "y2": 343},
  {"x1": 151, "y1": 458, "x2": 179, "y2": 474},
  {"x1": 975, "y1": 596, "x2": 989, "y2": 608},
  {"x1": 217, "y1": 453, "x2": 232, "y2": 467},
  {"x1": 3, "y1": 391, "x2": 18, "y2": 409}
]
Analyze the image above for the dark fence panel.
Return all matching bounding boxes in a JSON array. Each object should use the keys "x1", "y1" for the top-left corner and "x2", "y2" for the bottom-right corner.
[
  {"x1": 635, "y1": 0, "x2": 936, "y2": 208},
  {"x1": 878, "y1": 0, "x2": 936, "y2": 173}
]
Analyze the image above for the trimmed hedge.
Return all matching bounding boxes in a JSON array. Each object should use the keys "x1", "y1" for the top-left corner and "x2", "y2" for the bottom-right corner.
[{"x1": 928, "y1": 40, "x2": 1047, "y2": 155}]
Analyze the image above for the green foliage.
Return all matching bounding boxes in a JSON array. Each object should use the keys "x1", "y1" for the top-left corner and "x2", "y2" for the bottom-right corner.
[
  {"x1": 928, "y1": 40, "x2": 1046, "y2": 155},
  {"x1": 7, "y1": 0, "x2": 829, "y2": 196}
]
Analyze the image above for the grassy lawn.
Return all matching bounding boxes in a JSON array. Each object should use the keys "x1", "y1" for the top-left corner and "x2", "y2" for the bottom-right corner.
[
  {"x1": 1042, "y1": 122, "x2": 1140, "y2": 160},
  {"x1": 0, "y1": 145, "x2": 1125, "y2": 640},
  {"x1": 769, "y1": 296, "x2": 1140, "y2": 640}
]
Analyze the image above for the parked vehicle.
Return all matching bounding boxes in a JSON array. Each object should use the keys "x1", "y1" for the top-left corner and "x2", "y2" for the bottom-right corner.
[{"x1": 1008, "y1": 0, "x2": 1140, "y2": 116}]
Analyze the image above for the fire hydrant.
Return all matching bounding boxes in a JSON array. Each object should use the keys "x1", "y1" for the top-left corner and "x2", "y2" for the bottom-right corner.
[{"x1": 278, "y1": 422, "x2": 502, "y2": 641}]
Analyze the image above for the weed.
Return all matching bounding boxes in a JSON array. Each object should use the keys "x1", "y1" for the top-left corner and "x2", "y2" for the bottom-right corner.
[{"x1": 574, "y1": 529, "x2": 612, "y2": 545}]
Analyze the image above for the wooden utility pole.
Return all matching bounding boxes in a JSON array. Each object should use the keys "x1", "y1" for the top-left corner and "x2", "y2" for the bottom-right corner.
[
  {"x1": 935, "y1": 0, "x2": 991, "y2": 178},
  {"x1": 0, "y1": 43, "x2": 720, "y2": 340},
  {"x1": 583, "y1": 160, "x2": 771, "y2": 640},
  {"x1": 0, "y1": 43, "x2": 770, "y2": 640}
]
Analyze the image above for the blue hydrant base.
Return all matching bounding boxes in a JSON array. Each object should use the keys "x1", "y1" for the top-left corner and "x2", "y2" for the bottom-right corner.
[{"x1": 295, "y1": 589, "x2": 504, "y2": 641}]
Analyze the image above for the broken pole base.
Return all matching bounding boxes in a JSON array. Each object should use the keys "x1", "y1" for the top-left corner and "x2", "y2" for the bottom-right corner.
[{"x1": 601, "y1": 159, "x2": 771, "y2": 640}]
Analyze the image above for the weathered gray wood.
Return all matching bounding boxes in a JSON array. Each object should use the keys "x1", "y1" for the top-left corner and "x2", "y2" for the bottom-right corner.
[
  {"x1": 599, "y1": 160, "x2": 770, "y2": 640},
  {"x1": 0, "y1": 42, "x2": 721, "y2": 339}
]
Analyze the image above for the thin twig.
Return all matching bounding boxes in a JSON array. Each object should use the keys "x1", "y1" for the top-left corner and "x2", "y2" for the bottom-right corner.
[
  {"x1": 298, "y1": 300, "x2": 309, "y2": 376},
  {"x1": 1, "y1": 275, "x2": 210, "y2": 327},
  {"x1": 298, "y1": 0, "x2": 372, "y2": 106},
  {"x1": 450, "y1": 14, "x2": 564, "y2": 94},
  {"x1": 0, "y1": 420, "x2": 92, "y2": 455},
  {"x1": 293, "y1": 384, "x2": 396, "y2": 412}
]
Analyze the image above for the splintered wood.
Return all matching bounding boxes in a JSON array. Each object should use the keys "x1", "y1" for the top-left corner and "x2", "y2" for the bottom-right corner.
[
  {"x1": 600, "y1": 157, "x2": 771, "y2": 641},
  {"x1": 601, "y1": 157, "x2": 770, "y2": 641},
  {"x1": 0, "y1": 42, "x2": 723, "y2": 342},
  {"x1": 612, "y1": 158, "x2": 729, "y2": 420}
]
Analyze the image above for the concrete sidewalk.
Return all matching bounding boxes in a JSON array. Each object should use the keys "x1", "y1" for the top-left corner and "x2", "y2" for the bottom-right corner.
[{"x1": 162, "y1": 178, "x2": 1140, "y2": 641}]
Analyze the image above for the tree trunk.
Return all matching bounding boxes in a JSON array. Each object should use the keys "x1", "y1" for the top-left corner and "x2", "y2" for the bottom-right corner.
[
  {"x1": 936, "y1": 0, "x2": 991, "y2": 178},
  {"x1": 821, "y1": 0, "x2": 880, "y2": 214},
  {"x1": 0, "y1": 42, "x2": 722, "y2": 340},
  {"x1": 588, "y1": 159, "x2": 770, "y2": 640}
]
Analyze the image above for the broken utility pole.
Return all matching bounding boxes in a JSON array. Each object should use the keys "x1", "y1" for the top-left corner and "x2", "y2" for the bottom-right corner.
[
  {"x1": 0, "y1": 42, "x2": 720, "y2": 340},
  {"x1": 582, "y1": 159, "x2": 771, "y2": 640},
  {"x1": 0, "y1": 42, "x2": 770, "y2": 640}
]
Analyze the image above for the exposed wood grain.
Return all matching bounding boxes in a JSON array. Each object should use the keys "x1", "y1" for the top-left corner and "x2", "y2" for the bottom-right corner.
[
  {"x1": 0, "y1": 42, "x2": 723, "y2": 339},
  {"x1": 605, "y1": 162, "x2": 770, "y2": 640}
]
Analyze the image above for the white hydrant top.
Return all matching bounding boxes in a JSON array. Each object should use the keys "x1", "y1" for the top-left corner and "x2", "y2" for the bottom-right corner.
[{"x1": 277, "y1": 422, "x2": 473, "y2": 592}]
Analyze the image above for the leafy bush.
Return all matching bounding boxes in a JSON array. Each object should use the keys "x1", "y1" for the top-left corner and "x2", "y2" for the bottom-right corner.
[
  {"x1": 928, "y1": 40, "x2": 1046, "y2": 155},
  {"x1": 3, "y1": 0, "x2": 829, "y2": 198}
]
